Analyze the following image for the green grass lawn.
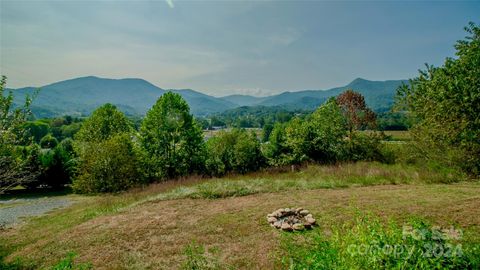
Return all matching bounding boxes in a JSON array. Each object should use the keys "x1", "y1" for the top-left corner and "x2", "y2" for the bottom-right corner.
[{"x1": 1, "y1": 162, "x2": 479, "y2": 269}]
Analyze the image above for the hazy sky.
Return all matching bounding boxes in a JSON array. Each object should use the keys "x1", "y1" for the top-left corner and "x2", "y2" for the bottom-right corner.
[{"x1": 0, "y1": 0, "x2": 478, "y2": 96}]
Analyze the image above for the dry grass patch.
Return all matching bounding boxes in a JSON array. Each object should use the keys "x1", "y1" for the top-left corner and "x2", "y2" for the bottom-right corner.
[{"x1": 2, "y1": 182, "x2": 480, "y2": 269}]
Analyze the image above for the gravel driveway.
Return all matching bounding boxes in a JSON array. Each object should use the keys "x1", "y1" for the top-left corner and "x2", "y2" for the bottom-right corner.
[{"x1": 0, "y1": 197, "x2": 74, "y2": 228}]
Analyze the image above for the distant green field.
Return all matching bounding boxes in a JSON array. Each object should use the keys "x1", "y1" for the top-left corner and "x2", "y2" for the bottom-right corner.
[{"x1": 383, "y1": 130, "x2": 411, "y2": 141}]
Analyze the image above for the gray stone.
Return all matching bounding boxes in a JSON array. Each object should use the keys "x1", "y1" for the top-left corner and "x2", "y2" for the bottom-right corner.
[
  {"x1": 267, "y1": 217, "x2": 277, "y2": 223},
  {"x1": 281, "y1": 223, "x2": 293, "y2": 231},
  {"x1": 299, "y1": 210, "x2": 310, "y2": 216},
  {"x1": 292, "y1": 223, "x2": 305, "y2": 231}
]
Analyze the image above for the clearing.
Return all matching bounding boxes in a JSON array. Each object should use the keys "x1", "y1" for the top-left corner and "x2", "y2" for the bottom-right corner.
[{"x1": 1, "y1": 162, "x2": 479, "y2": 269}]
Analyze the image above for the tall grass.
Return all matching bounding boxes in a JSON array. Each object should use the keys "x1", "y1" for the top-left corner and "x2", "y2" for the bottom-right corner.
[
  {"x1": 280, "y1": 213, "x2": 480, "y2": 269},
  {"x1": 135, "y1": 162, "x2": 467, "y2": 205}
]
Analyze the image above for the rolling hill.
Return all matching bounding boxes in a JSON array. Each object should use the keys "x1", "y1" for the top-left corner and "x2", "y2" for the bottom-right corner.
[
  {"x1": 221, "y1": 78, "x2": 406, "y2": 112},
  {"x1": 9, "y1": 76, "x2": 236, "y2": 117},
  {"x1": 8, "y1": 76, "x2": 406, "y2": 118}
]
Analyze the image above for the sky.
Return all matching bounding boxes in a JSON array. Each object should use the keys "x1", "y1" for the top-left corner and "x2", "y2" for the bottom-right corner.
[{"x1": 0, "y1": 0, "x2": 478, "y2": 97}]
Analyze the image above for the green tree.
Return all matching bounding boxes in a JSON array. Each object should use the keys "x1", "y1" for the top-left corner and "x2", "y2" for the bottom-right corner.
[
  {"x1": 396, "y1": 22, "x2": 480, "y2": 175},
  {"x1": 140, "y1": 92, "x2": 205, "y2": 180},
  {"x1": 73, "y1": 104, "x2": 139, "y2": 193},
  {"x1": 40, "y1": 134, "x2": 59, "y2": 149},
  {"x1": 0, "y1": 76, "x2": 38, "y2": 192},
  {"x1": 205, "y1": 129, "x2": 264, "y2": 176},
  {"x1": 262, "y1": 122, "x2": 274, "y2": 142},
  {"x1": 285, "y1": 99, "x2": 347, "y2": 164},
  {"x1": 73, "y1": 134, "x2": 139, "y2": 193},
  {"x1": 262, "y1": 123, "x2": 292, "y2": 166},
  {"x1": 23, "y1": 120, "x2": 50, "y2": 143},
  {"x1": 75, "y1": 103, "x2": 131, "y2": 142}
]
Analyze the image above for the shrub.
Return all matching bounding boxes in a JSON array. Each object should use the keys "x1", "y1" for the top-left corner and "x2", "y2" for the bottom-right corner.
[
  {"x1": 73, "y1": 134, "x2": 140, "y2": 193},
  {"x1": 344, "y1": 132, "x2": 385, "y2": 162},
  {"x1": 262, "y1": 123, "x2": 292, "y2": 166},
  {"x1": 396, "y1": 23, "x2": 480, "y2": 176},
  {"x1": 40, "y1": 134, "x2": 58, "y2": 149},
  {"x1": 73, "y1": 104, "x2": 140, "y2": 193},
  {"x1": 283, "y1": 99, "x2": 347, "y2": 164},
  {"x1": 205, "y1": 129, "x2": 264, "y2": 176},
  {"x1": 37, "y1": 138, "x2": 76, "y2": 188}
]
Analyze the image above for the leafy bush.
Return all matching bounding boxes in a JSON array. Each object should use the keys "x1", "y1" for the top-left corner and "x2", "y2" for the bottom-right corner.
[
  {"x1": 75, "y1": 103, "x2": 132, "y2": 143},
  {"x1": 0, "y1": 76, "x2": 38, "y2": 192},
  {"x1": 73, "y1": 134, "x2": 140, "y2": 193},
  {"x1": 40, "y1": 134, "x2": 59, "y2": 149},
  {"x1": 396, "y1": 23, "x2": 480, "y2": 176},
  {"x1": 205, "y1": 129, "x2": 264, "y2": 176},
  {"x1": 262, "y1": 123, "x2": 292, "y2": 166},
  {"x1": 73, "y1": 104, "x2": 140, "y2": 193},
  {"x1": 37, "y1": 138, "x2": 76, "y2": 188},
  {"x1": 344, "y1": 132, "x2": 385, "y2": 162},
  {"x1": 281, "y1": 213, "x2": 480, "y2": 269},
  {"x1": 282, "y1": 99, "x2": 347, "y2": 164}
]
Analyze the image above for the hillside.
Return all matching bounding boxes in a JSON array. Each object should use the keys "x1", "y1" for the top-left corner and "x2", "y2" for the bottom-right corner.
[
  {"x1": 221, "y1": 78, "x2": 407, "y2": 112},
  {"x1": 9, "y1": 76, "x2": 236, "y2": 117},
  {"x1": 9, "y1": 76, "x2": 406, "y2": 118}
]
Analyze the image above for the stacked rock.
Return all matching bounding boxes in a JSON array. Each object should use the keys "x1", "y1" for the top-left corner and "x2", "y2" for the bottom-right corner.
[{"x1": 266, "y1": 208, "x2": 316, "y2": 231}]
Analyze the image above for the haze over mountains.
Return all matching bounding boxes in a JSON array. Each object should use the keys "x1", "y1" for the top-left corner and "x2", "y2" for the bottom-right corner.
[{"x1": 9, "y1": 76, "x2": 406, "y2": 118}]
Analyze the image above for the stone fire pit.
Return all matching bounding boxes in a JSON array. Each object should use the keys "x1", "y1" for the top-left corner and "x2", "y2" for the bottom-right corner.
[{"x1": 267, "y1": 208, "x2": 316, "y2": 231}]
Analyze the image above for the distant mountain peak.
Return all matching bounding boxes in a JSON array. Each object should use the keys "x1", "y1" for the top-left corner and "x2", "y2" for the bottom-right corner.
[
  {"x1": 349, "y1": 77, "x2": 369, "y2": 84},
  {"x1": 10, "y1": 76, "x2": 406, "y2": 118}
]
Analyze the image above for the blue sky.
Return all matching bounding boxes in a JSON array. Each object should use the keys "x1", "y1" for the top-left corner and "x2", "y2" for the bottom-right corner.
[{"x1": 0, "y1": 0, "x2": 478, "y2": 96}]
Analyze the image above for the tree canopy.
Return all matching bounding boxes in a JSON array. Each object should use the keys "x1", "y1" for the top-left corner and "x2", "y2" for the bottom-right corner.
[
  {"x1": 140, "y1": 92, "x2": 205, "y2": 179},
  {"x1": 75, "y1": 103, "x2": 132, "y2": 142},
  {"x1": 396, "y1": 22, "x2": 480, "y2": 175}
]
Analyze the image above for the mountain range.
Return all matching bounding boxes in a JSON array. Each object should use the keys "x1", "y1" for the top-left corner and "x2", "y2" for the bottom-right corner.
[{"x1": 8, "y1": 76, "x2": 407, "y2": 118}]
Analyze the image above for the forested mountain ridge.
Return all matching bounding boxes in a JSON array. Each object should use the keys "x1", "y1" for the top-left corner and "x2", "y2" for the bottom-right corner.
[
  {"x1": 221, "y1": 78, "x2": 406, "y2": 112},
  {"x1": 8, "y1": 76, "x2": 406, "y2": 118}
]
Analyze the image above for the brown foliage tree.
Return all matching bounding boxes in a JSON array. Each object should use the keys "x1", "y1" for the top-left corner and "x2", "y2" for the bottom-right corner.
[{"x1": 336, "y1": 89, "x2": 376, "y2": 135}]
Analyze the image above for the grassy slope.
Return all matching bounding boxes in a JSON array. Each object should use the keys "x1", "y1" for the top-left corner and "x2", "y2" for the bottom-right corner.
[{"x1": 1, "y1": 162, "x2": 479, "y2": 269}]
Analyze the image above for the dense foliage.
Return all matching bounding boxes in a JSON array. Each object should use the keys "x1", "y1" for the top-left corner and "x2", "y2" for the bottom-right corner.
[
  {"x1": 0, "y1": 76, "x2": 38, "y2": 192},
  {"x1": 396, "y1": 22, "x2": 480, "y2": 175},
  {"x1": 73, "y1": 104, "x2": 140, "y2": 193},
  {"x1": 336, "y1": 89, "x2": 376, "y2": 134},
  {"x1": 140, "y1": 92, "x2": 205, "y2": 180},
  {"x1": 282, "y1": 213, "x2": 479, "y2": 269},
  {"x1": 205, "y1": 129, "x2": 264, "y2": 176},
  {"x1": 264, "y1": 99, "x2": 350, "y2": 165}
]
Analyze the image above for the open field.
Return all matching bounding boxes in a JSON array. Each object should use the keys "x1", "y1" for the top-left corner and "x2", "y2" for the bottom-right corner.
[
  {"x1": 383, "y1": 130, "x2": 411, "y2": 141},
  {"x1": 1, "y1": 162, "x2": 479, "y2": 269}
]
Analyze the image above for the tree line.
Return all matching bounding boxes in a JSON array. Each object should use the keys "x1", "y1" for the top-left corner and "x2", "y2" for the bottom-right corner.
[{"x1": 1, "y1": 22, "x2": 478, "y2": 193}]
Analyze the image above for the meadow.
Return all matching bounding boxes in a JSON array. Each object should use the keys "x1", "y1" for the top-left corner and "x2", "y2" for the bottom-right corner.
[{"x1": 1, "y1": 161, "x2": 479, "y2": 269}]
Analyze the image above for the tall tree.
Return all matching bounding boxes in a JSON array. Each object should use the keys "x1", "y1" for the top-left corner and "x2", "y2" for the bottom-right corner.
[
  {"x1": 73, "y1": 104, "x2": 139, "y2": 193},
  {"x1": 140, "y1": 92, "x2": 205, "y2": 180},
  {"x1": 75, "y1": 103, "x2": 131, "y2": 142},
  {"x1": 0, "y1": 76, "x2": 38, "y2": 192},
  {"x1": 396, "y1": 22, "x2": 480, "y2": 175},
  {"x1": 336, "y1": 89, "x2": 376, "y2": 135}
]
